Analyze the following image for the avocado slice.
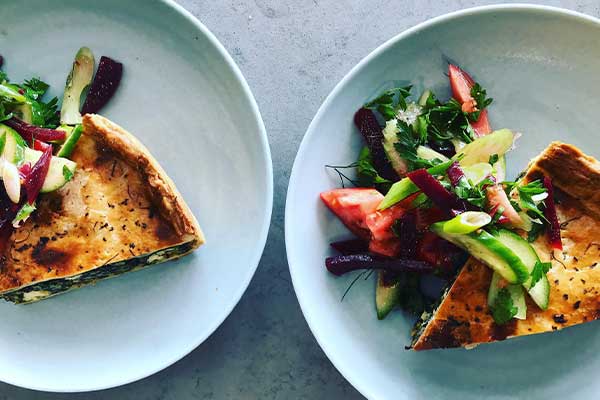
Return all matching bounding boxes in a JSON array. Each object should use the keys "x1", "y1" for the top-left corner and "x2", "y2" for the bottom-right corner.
[
  {"x1": 382, "y1": 119, "x2": 408, "y2": 176},
  {"x1": 418, "y1": 89, "x2": 431, "y2": 106},
  {"x1": 60, "y1": 47, "x2": 95, "y2": 125},
  {"x1": 454, "y1": 129, "x2": 515, "y2": 166},
  {"x1": 492, "y1": 229, "x2": 550, "y2": 309},
  {"x1": 23, "y1": 147, "x2": 76, "y2": 193},
  {"x1": 0, "y1": 124, "x2": 27, "y2": 165},
  {"x1": 56, "y1": 124, "x2": 82, "y2": 158},
  {"x1": 10, "y1": 101, "x2": 50, "y2": 127},
  {"x1": 11, "y1": 103, "x2": 34, "y2": 124},
  {"x1": 416, "y1": 146, "x2": 449, "y2": 163},
  {"x1": 375, "y1": 271, "x2": 402, "y2": 320},
  {"x1": 430, "y1": 223, "x2": 529, "y2": 284}
]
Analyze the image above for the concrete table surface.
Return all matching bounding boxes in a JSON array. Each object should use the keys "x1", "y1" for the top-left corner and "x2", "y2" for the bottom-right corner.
[{"x1": 1, "y1": 1, "x2": 597, "y2": 399}]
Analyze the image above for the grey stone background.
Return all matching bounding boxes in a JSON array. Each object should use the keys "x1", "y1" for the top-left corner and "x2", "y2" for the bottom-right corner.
[{"x1": 1, "y1": 0, "x2": 597, "y2": 399}]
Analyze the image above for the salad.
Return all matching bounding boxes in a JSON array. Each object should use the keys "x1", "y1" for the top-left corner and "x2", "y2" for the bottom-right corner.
[
  {"x1": 0, "y1": 47, "x2": 122, "y2": 247},
  {"x1": 321, "y1": 64, "x2": 561, "y2": 325}
]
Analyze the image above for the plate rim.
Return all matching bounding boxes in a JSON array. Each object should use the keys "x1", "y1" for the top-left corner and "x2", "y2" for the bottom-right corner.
[
  {"x1": 285, "y1": 4, "x2": 600, "y2": 399},
  {"x1": 1, "y1": 0, "x2": 273, "y2": 393}
]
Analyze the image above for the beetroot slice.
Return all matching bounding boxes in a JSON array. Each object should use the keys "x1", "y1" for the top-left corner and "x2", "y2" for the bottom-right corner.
[
  {"x1": 330, "y1": 239, "x2": 369, "y2": 255},
  {"x1": 446, "y1": 162, "x2": 465, "y2": 187},
  {"x1": 4, "y1": 118, "x2": 66, "y2": 144},
  {"x1": 81, "y1": 56, "x2": 123, "y2": 114},
  {"x1": 325, "y1": 253, "x2": 434, "y2": 276},
  {"x1": 18, "y1": 163, "x2": 31, "y2": 179},
  {"x1": 543, "y1": 176, "x2": 562, "y2": 250},
  {"x1": 23, "y1": 145, "x2": 52, "y2": 204},
  {"x1": 353, "y1": 108, "x2": 398, "y2": 181},
  {"x1": 407, "y1": 168, "x2": 465, "y2": 216}
]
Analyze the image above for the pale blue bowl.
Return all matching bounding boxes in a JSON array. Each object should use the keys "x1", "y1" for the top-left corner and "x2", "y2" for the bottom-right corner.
[{"x1": 286, "y1": 5, "x2": 600, "y2": 399}]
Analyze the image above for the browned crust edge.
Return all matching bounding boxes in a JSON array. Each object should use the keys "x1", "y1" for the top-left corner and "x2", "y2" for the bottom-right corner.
[
  {"x1": 82, "y1": 114, "x2": 205, "y2": 248},
  {"x1": 524, "y1": 141, "x2": 600, "y2": 218}
]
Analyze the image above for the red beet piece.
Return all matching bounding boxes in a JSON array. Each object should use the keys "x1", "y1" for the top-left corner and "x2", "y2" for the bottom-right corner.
[
  {"x1": 330, "y1": 239, "x2": 369, "y2": 255},
  {"x1": 325, "y1": 253, "x2": 434, "y2": 276},
  {"x1": 18, "y1": 163, "x2": 31, "y2": 180},
  {"x1": 543, "y1": 176, "x2": 562, "y2": 250},
  {"x1": 353, "y1": 108, "x2": 398, "y2": 181},
  {"x1": 23, "y1": 145, "x2": 52, "y2": 204},
  {"x1": 81, "y1": 56, "x2": 123, "y2": 114},
  {"x1": 446, "y1": 162, "x2": 466, "y2": 187},
  {"x1": 4, "y1": 118, "x2": 65, "y2": 144},
  {"x1": 407, "y1": 168, "x2": 465, "y2": 216}
]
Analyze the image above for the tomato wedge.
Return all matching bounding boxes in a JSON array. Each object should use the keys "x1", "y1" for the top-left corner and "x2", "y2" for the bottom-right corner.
[
  {"x1": 470, "y1": 109, "x2": 491, "y2": 136},
  {"x1": 486, "y1": 184, "x2": 522, "y2": 226},
  {"x1": 365, "y1": 203, "x2": 406, "y2": 241},
  {"x1": 448, "y1": 64, "x2": 492, "y2": 136},
  {"x1": 320, "y1": 188, "x2": 383, "y2": 240},
  {"x1": 448, "y1": 64, "x2": 475, "y2": 106}
]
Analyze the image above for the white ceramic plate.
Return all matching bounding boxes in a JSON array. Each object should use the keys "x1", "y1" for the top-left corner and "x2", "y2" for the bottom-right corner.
[
  {"x1": 286, "y1": 5, "x2": 600, "y2": 400},
  {"x1": 0, "y1": 0, "x2": 272, "y2": 392}
]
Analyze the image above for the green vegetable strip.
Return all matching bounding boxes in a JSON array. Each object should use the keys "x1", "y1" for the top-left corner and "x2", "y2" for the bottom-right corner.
[
  {"x1": 378, "y1": 159, "x2": 454, "y2": 210},
  {"x1": 0, "y1": 84, "x2": 26, "y2": 104}
]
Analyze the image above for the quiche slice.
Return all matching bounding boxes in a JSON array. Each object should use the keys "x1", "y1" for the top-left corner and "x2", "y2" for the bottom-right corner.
[
  {"x1": 0, "y1": 114, "x2": 204, "y2": 303},
  {"x1": 412, "y1": 142, "x2": 600, "y2": 350}
]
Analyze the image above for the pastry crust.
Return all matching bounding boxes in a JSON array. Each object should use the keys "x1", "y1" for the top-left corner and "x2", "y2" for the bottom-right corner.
[
  {"x1": 82, "y1": 114, "x2": 204, "y2": 245},
  {"x1": 0, "y1": 115, "x2": 204, "y2": 303},
  {"x1": 412, "y1": 142, "x2": 600, "y2": 350}
]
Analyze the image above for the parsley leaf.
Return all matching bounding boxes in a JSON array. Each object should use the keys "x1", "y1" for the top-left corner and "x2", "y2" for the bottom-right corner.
[
  {"x1": 22, "y1": 78, "x2": 49, "y2": 100},
  {"x1": 488, "y1": 153, "x2": 499, "y2": 165},
  {"x1": 491, "y1": 288, "x2": 518, "y2": 325},
  {"x1": 468, "y1": 83, "x2": 493, "y2": 121},
  {"x1": 12, "y1": 202, "x2": 36, "y2": 227},
  {"x1": 0, "y1": 70, "x2": 7, "y2": 84},
  {"x1": 356, "y1": 147, "x2": 391, "y2": 191},
  {"x1": 517, "y1": 180, "x2": 548, "y2": 221},
  {"x1": 14, "y1": 78, "x2": 60, "y2": 128},
  {"x1": 392, "y1": 120, "x2": 438, "y2": 170},
  {"x1": 527, "y1": 222, "x2": 545, "y2": 243},
  {"x1": 452, "y1": 176, "x2": 495, "y2": 209},
  {"x1": 0, "y1": 102, "x2": 12, "y2": 122},
  {"x1": 364, "y1": 86, "x2": 412, "y2": 120},
  {"x1": 530, "y1": 260, "x2": 551, "y2": 287},
  {"x1": 62, "y1": 165, "x2": 74, "y2": 182},
  {"x1": 31, "y1": 96, "x2": 60, "y2": 128},
  {"x1": 425, "y1": 96, "x2": 475, "y2": 144}
]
